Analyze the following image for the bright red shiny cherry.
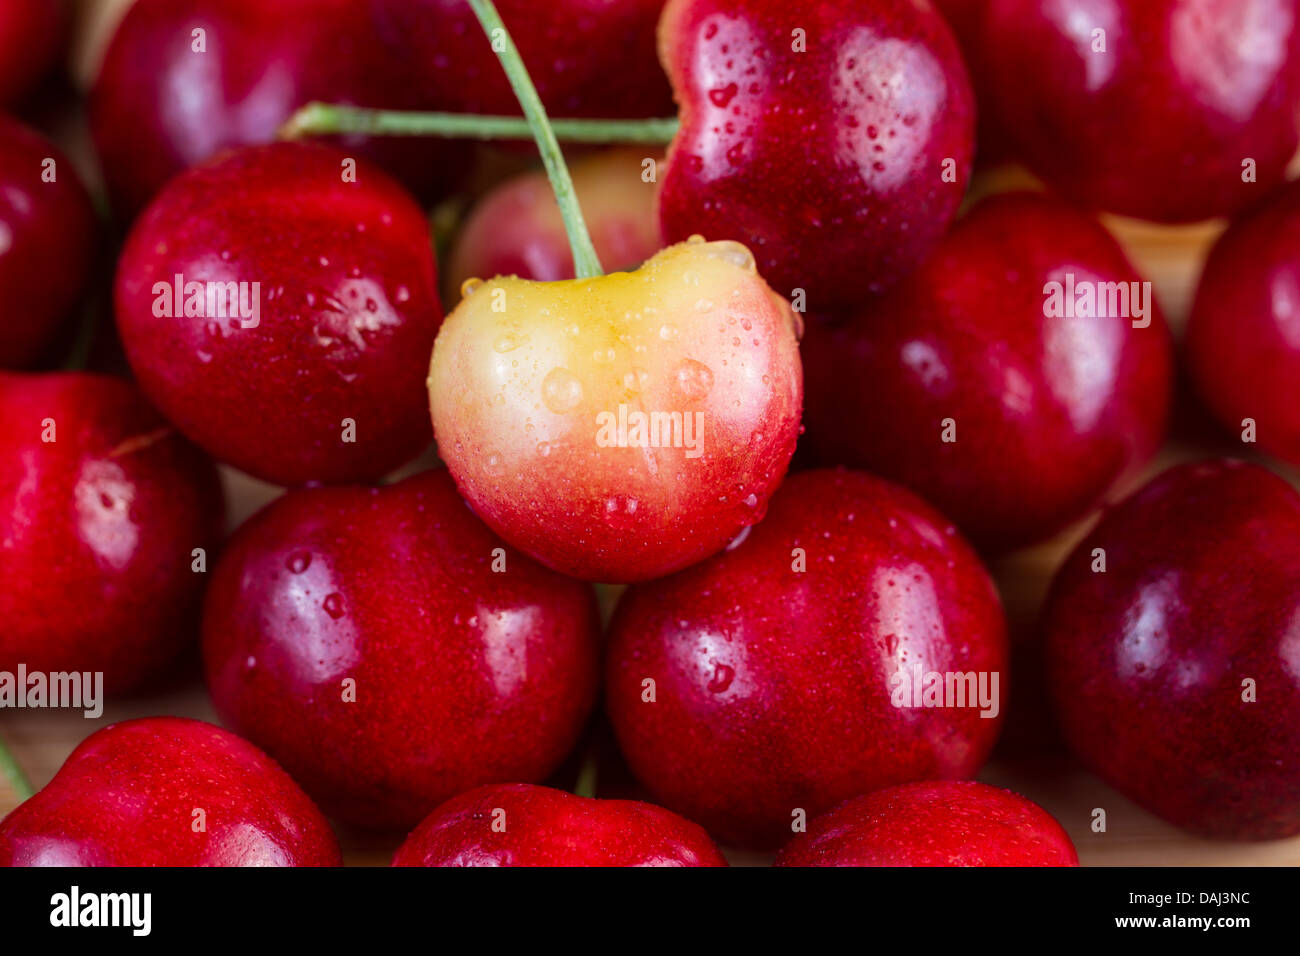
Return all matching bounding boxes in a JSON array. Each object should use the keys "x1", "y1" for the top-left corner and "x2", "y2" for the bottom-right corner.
[
  {"x1": 656, "y1": 0, "x2": 974, "y2": 308},
  {"x1": 0, "y1": 0, "x2": 66, "y2": 108},
  {"x1": 975, "y1": 0, "x2": 1300, "y2": 222},
  {"x1": 1187, "y1": 180, "x2": 1300, "y2": 464},
  {"x1": 0, "y1": 115, "x2": 98, "y2": 369},
  {"x1": 1044, "y1": 459, "x2": 1300, "y2": 839},
  {"x1": 447, "y1": 147, "x2": 663, "y2": 292},
  {"x1": 114, "y1": 142, "x2": 442, "y2": 487},
  {"x1": 392, "y1": 783, "x2": 727, "y2": 866},
  {"x1": 801, "y1": 192, "x2": 1173, "y2": 552},
  {"x1": 774, "y1": 781, "x2": 1079, "y2": 866},
  {"x1": 0, "y1": 717, "x2": 340, "y2": 866},
  {"x1": 89, "y1": 0, "x2": 472, "y2": 217},
  {"x1": 605, "y1": 468, "x2": 1008, "y2": 848},
  {"x1": 202, "y1": 469, "x2": 601, "y2": 830},
  {"x1": 0, "y1": 373, "x2": 223, "y2": 694}
]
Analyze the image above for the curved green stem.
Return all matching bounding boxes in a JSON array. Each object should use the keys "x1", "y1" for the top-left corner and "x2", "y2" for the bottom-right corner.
[
  {"x1": 0, "y1": 733, "x2": 34, "y2": 803},
  {"x1": 281, "y1": 103, "x2": 679, "y2": 145},
  {"x1": 467, "y1": 0, "x2": 603, "y2": 278}
]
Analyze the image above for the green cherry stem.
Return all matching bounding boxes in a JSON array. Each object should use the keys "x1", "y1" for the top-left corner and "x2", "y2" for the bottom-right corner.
[
  {"x1": 0, "y1": 732, "x2": 34, "y2": 803},
  {"x1": 281, "y1": 103, "x2": 679, "y2": 146},
  {"x1": 572, "y1": 747, "x2": 599, "y2": 800},
  {"x1": 467, "y1": 0, "x2": 603, "y2": 278}
]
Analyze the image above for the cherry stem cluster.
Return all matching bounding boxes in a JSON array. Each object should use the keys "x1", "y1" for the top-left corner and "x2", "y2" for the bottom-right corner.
[{"x1": 0, "y1": 733, "x2": 34, "y2": 803}]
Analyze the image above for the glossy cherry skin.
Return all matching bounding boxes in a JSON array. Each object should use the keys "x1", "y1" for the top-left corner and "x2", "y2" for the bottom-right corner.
[
  {"x1": 0, "y1": 0, "x2": 67, "y2": 108},
  {"x1": 656, "y1": 0, "x2": 974, "y2": 309},
  {"x1": 0, "y1": 373, "x2": 224, "y2": 694},
  {"x1": 392, "y1": 784, "x2": 727, "y2": 866},
  {"x1": 405, "y1": 1, "x2": 673, "y2": 120},
  {"x1": 90, "y1": 0, "x2": 472, "y2": 217},
  {"x1": 447, "y1": 148, "x2": 664, "y2": 293},
  {"x1": 606, "y1": 468, "x2": 1008, "y2": 848},
  {"x1": 0, "y1": 115, "x2": 99, "y2": 369},
  {"x1": 801, "y1": 192, "x2": 1173, "y2": 552},
  {"x1": 429, "y1": 238, "x2": 803, "y2": 583},
  {"x1": 1187, "y1": 181, "x2": 1300, "y2": 464},
  {"x1": 976, "y1": 0, "x2": 1300, "y2": 222},
  {"x1": 774, "y1": 781, "x2": 1078, "y2": 866},
  {"x1": 0, "y1": 718, "x2": 340, "y2": 866},
  {"x1": 202, "y1": 468, "x2": 601, "y2": 830},
  {"x1": 115, "y1": 142, "x2": 442, "y2": 487},
  {"x1": 1044, "y1": 460, "x2": 1300, "y2": 839}
]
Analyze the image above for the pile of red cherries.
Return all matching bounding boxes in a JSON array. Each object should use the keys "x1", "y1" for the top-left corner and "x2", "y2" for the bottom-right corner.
[{"x1": 1, "y1": 0, "x2": 1299, "y2": 867}]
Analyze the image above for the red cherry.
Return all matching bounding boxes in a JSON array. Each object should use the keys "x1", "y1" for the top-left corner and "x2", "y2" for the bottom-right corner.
[
  {"x1": 975, "y1": 0, "x2": 1300, "y2": 222},
  {"x1": 0, "y1": 115, "x2": 98, "y2": 369},
  {"x1": 0, "y1": 373, "x2": 223, "y2": 694},
  {"x1": 90, "y1": 0, "x2": 472, "y2": 217},
  {"x1": 1044, "y1": 459, "x2": 1300, "y2": 840},
  {"x1": 1187, "y1": 181, "x2": 1300, "y2": 464},
  {"x1": 605, "y1": 468, "x2": 1007, "y2": 848},
  {"x1": 114, "y1": 142, "x2": 442, "y2": 486},
  {"x1": 405, "y1": 0, "x2": 673, "y2": 120},
  {"x1": 202, "y1": 469, "x2": 600, "y2": 829},
  {"x1": 656, "y1": 0, "x2": 974, "y2": 308},
  {"x1": 0, "y1": 717, "x2": 340, "y2": 866},
  {"x1": 801, "y1": 192, "x2": 1173, "y2": 552},
  {"x1": 0, "y1": 0, "x2": 66, "y2": 108},
  {"x1": 773, "y1": 781, "x2": 1078, "y2": 866},
  {"x1": 447, "y1": 148, "x2": 663, "y2": 291},
  {"x1": 392, "y1": 783, "x2": 727, "y2": 866}
]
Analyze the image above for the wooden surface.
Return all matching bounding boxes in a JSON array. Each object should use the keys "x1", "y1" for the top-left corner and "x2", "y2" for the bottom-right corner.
[{"x1": 2, "y1": 8, "x2": 1299, "y2": 863}]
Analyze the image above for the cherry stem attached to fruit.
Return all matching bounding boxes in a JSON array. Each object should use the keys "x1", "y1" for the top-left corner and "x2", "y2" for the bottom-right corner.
[
  {"x1": 0, "y1": 733, "x2": 34, "y2": 802},
  {"x1": 465, "y1": 0, "x2": 604, "y2": 277},
  {"x1": 572, "y1": 748, "x2": 599, "y2": 800},
  {"x1": 281, "y1": 103, "x2": 680, "y2": 146}
]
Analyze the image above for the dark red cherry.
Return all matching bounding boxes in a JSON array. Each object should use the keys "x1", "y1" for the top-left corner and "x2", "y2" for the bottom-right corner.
[
  {"x1": 1187, "y1": 179, "x2": 1300, "y2": 464},
  {"x1": 606, "y1": 468, "x2": 1008, "y2": 849},
  {"x1": 774, "y1": 781, "x2": 1078, "y2": 866},
  {"x1": 392, "y1": 783, "x2": 727, "y2": 866},
  {"x1": 656, "y1": 0, "x2": 975, "y2": 308},
  {"x1": 0, "y1": 717, "x2": 340, "y2": 866},
  {"x1": 0, "y1": 115, "x2": 98, "y2": 369},
  {"x1": 89, "y1": 0, "x2": 472, "y2": 217},
  {"x1": 404, "y1": 0, "x2": 673, "y2": 120},
  {"x1": 975, "y1": 0, "x2": 1300, "y2": 222},
  {"x1": 801, "y1": 192, "x2": 1173, "y2": 552},
  {"x1": 446, "y1": 147, "x2": 663, "y2": 292},
  {"x1": 0, "y1": 373, "x2": 223, "y2": 694},
  {"x1": 202, "y1": 469, "x2": 601, "y2": 830},
  {"x1": 114, "y1": 142, "x2": 442, "y2": 486},
  {"x1": 0, "y1": 0, "x2": 67, "y2": 108},
  {"x1": 1044, "y1": 460, "x2": 1300, "y2": 840}
]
